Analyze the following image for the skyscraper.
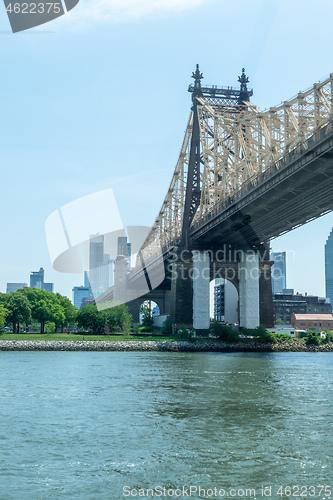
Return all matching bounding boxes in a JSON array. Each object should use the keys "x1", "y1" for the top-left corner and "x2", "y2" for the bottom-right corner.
[
  {"x1": 73, "y1": 286, "x2": 91, "y2": 309},
  {"x1": 30, "y1": 267, "x2": 54, "y2": 293},
  {"x1": 6, "y1": 283, "x2": 27, "y2": 293},
  {"x1": 117, "y1": 237, "x2": 131, "y2": 258},
  {"x1": 85, "y1": 235, "x2": 114, "y2": 298},
  {"x1": 214, "y1": 281, "x2": 225, "y2": 322},
  {"x1": 325, "y1": 228, "x2": 333, "y2": 305},
  {"x1": 271, "y1": 252, "x2": 286, "y2": 294},
  {"x1": 213, "y1": 279, "x2": 238, "y2": 324},
  {"x1": 30, "y1": 267, "x2": 44, "y2": 289},
  {"x1": 117, "y1": 236, "x2": 132, "y2": 270}
]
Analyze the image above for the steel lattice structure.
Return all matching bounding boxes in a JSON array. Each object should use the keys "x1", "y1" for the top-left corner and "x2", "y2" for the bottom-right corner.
[{"x1": 140, "y1": 68, "x2": 333, "y2": 258}]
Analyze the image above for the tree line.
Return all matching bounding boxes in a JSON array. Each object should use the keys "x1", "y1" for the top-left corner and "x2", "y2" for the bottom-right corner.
[{"x1": 0, "y1": 289, "x2": 132, "y2": 334}]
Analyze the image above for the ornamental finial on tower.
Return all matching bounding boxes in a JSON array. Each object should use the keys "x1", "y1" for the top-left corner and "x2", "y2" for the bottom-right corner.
[
  {"x1": 192, "y1": 64, "x2": 203, "y2": 88},
  {"x1": 238, "y1": 68, "x2": 250, "y2": 104},
  {"x1": 191, "y1": 64, "x2": 204, "y2": 101},
  {"x1": 238, "y1": 68, "x2": 249, "y2": 92}
]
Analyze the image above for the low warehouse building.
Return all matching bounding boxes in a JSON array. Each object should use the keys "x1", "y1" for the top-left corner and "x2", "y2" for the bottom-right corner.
[{"x1": 291, "y1": 313, "x2": 333, "y2": 331}]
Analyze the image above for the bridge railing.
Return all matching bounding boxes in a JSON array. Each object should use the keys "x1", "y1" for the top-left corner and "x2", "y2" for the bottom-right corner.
[{"x1": 191, "y1": 119, "x2": 333, "y2": 232}]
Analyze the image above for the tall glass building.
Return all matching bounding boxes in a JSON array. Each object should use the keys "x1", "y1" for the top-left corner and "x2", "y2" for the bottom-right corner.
[
  {"x1": 85, "y1": 235, "x2": 114, "y2": 298},
  {"x1": 30, "y1": 267, "x2": 54, "y2": 293},
  {"x1": 325, "y1": 228, "x2": 333, "y2": 305},
  {"x1": 30, "y1": 267, "x2": 44, "y2": 289},
  {"x1": 73, "y1": 286, "x2": 91, "y2": 309},
  {"x1": 271, "y1": 252, "x2": 287, "y2": 294}
]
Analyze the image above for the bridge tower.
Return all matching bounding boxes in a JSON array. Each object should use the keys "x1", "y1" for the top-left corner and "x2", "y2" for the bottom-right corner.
[{"x1": 178, "y1": 65, "x2": 274, "y2": 331}]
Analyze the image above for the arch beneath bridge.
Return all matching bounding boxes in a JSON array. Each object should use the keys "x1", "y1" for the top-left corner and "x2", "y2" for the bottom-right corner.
[
  {"x1": 114, "y1": 244, "x2": 274, "y2": 329},
  {"x1": 126, "y1": 291, "x2": 169, "y2": 324}
]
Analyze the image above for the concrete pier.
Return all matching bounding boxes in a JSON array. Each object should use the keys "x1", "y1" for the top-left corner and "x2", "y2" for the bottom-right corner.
[
  {"x1": 192, "y1": 250, "x2": 210, "y2": 331},
  {"x1": 239, "y1": 251, "x2": 260, "y2": 329}
]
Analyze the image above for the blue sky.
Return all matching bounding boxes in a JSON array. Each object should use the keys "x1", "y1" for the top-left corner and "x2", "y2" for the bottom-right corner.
[{"x1": 1, "y1": 0, "x2": 333, "y2": 300}]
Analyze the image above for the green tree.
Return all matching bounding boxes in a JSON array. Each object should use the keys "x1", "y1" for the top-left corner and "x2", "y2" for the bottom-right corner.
[
  {"x1": 104, "y1": 304, "x2": 132, "y2": 332},
  {"x1": 50, "y1": 303, "x2": 66, "y2": 332},
  {"x1": 305, "y1": 330, "x2": 321, "y2": 345},
  {"x1": 44, "y1": 322, "x2": 56, "y2": 333},
  {"x1": 34, "y1": 299, "x2": 53, "y2": 334},
  {"x1": 211, "y1": 321, "x2": 240, "y2": 342},
  {"x1": 321, "y1": 329, "x2": 333, "y2": 344},
  {"x1": 55, "y1": 293, "x2": 77, "y2": 331},
  {"x1": 140, "y1": 305, "x2": 154, "y2": 328},
  {"x1": 76, "y1": 304, "x2": 105, "y2": 333},
  {"x1": 275, "y1": 333, "x2": 293, "y2": 343},
  {"x1": 240, "y1": 326, "x2": 277, "y2": 343},
  {"x1": 325, "y1": 331, "x2": 333, "y2": 343},
  {"x1": 177, "y1": 324, "x2": 190, "y2": 339},
  {"x1": 1, "y1": 289, "x2": 78, "y2": 335},
  {"x1": 5, "y1": 292, "x2": 31, "y2": 333},
  {"x1": 256, "y1": 326, "x2": 277, "y2": 343},
  {"x1": 276, "y1": 318, "x2": 284, "y2": 325},
  {"x1": 0, "y1": 304, "x2": 9, "y2": 334},
  {"x1": 161, "y1": 317, "x2": 172, "y2": 335},
  {"x1": 23, "y1": 289, "x2": 54, "y2": 333}
]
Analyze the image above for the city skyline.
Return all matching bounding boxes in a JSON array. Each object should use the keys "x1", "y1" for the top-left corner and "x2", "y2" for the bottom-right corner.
[
  {"x1": 5, "y1": 267, "x2": 54, "y2": 295},
  {"x1": 1, "y1": 0, "x2": 333, "y2": 300},
  {"x1": 4, "y1": 217, "x2": 333, "y2": 303}
]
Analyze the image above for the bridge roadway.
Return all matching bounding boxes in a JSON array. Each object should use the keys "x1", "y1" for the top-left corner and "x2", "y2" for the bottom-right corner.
[{"x1": 97, "y1": 120, "x2": 333, "y2": 328}]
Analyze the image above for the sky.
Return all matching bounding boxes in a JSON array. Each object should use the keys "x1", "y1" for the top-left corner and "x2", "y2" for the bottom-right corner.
[{"x1": 1, "y1": 0, "x2": 333, "y2": 300}]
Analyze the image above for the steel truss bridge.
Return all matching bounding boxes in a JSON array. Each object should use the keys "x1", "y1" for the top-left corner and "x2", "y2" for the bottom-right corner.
[
  {"x1": 98, "y1": 67, "x2": 333, "y2": 329},
  {"x1": 142, "y1": 66, "x2": 333, "y2": 254}
]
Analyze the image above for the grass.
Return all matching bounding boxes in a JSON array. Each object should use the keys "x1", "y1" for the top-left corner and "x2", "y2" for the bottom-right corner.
[
  {"x1": 0, "y1": 333, "x2": 175, "y2": 342},
  {"x1": 0, "y1": 332, "x2": 308, "y2": 346}
]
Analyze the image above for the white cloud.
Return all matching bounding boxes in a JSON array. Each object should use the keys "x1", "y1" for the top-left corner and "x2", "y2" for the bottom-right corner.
[{"x1": 67, "y1": 0, "x2": 209, "y2": 24}]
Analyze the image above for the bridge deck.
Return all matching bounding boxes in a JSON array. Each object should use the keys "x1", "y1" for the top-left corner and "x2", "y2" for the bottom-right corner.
[{"x1": 190, "y1": 120, "x2": 333, "y2": 249}]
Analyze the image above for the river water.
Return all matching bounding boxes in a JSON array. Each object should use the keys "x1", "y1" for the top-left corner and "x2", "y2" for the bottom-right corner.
[{"x1": 0, "y1": 351, "x2": 332, "y2": 500}]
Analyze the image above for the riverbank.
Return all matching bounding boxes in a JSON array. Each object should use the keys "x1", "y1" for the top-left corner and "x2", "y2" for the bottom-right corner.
[{"x1": 1, "y1": 340, "x2": 333, "y2": 352}]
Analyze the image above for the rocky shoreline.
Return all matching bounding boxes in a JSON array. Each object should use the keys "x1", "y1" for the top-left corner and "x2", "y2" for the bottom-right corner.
[{"x1": 0, "y1": 340, "x2": 333, "y2": 352}]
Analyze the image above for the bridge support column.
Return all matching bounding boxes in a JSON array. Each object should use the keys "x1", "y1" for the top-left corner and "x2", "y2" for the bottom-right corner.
[
  {"x1": 169, "y1": 247, "x2": 193, "y2": 327},
  {"x1": 259, "y1": 245, "x2": 274, "y2": 328},
  {"x1": 192, "y1": 250, "x2": 210, "y2": 332},
  {"x1": 126, "y1": 298, "x2": 141, "y2": 324},
  {"x1": 239, "y1": 251, "x2": 260, "y2": 329}
]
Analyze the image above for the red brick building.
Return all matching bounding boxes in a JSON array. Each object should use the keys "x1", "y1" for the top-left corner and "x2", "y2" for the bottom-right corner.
[{"x1": 291, "y1": 313, "x2": 333, "y2": 331}]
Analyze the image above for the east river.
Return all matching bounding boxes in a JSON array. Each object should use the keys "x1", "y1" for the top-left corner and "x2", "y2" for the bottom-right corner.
[{"x1": 0, "y1": 351, "x2": 332, "y2": 499}]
